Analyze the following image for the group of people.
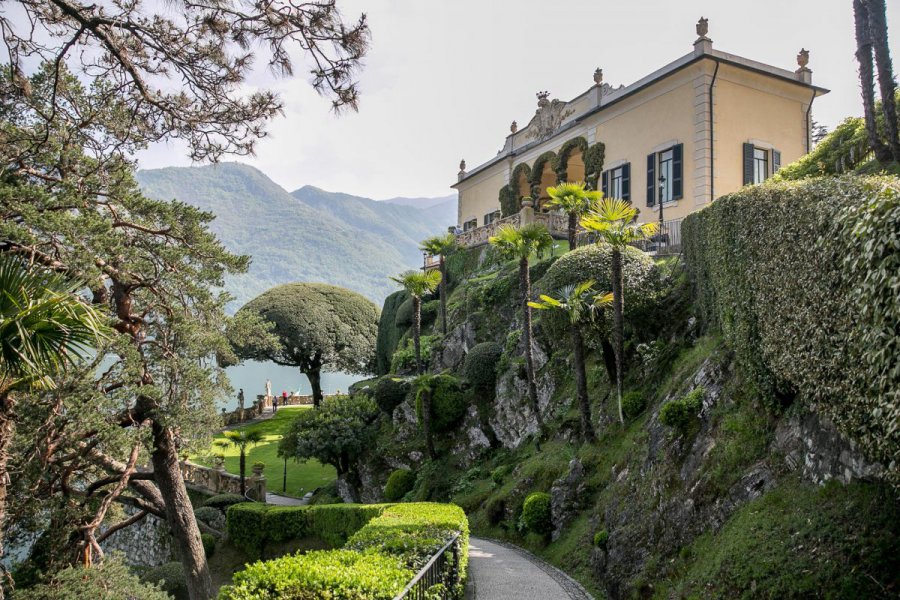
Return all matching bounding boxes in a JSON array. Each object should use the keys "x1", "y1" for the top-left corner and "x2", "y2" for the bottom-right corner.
[{"x1": 264, "y1": 379, "x2": 292, "y2": 412}]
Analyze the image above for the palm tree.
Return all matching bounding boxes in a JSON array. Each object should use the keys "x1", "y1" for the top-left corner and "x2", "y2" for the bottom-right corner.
[
  {"x1": 0, "y1": 255, "x2": 108, "y2": 573},
  {"x1": 489, "y1": 223, "x2": 553, "y2": 432},
  {"x1": 390, "y1": 270, "x2": 442, "y2": 375},
  {"x1": 546, "y1": 182, "x2": 602, "y2": 251},
  {"x1": 218, "y1": 429, "x2": 265, "y2": 496},
  {"x1": 419, "y1": 233, "x2": 457, "y2": 335},
  {"x1": 409, "y1": 373, "x2": 440, "y2": 459},
  {"x1": 530, "y1": 281, "x2": 612, "y2": 442},
  {"x1": 580, "y1": 199, "x2": 657, "y2": 424}
]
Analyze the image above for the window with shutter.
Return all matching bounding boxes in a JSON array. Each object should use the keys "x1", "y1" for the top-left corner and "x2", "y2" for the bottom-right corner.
[
  {"x1": 622, "y1": 163, "x2": 631, "y2": 201},
  {"x1": 646, "y1": 154, "x2": 655, "y2": 206},
  {"x1": 743, "y1": 143, "x2": 755, "y2": 185},
  {"x1": 773, "y1": 149, "x2": 781, "y2": 173},
  {"x1": 601, "y1": 171, "x2": 609, "y2": 198},
  {"x1": 672, "y1": 144, "x2": 683, "y2": 199}
]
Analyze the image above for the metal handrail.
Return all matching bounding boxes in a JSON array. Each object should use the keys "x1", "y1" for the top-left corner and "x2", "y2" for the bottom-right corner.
[{"x1": 393, "y1": 531, "x2": 462, "y2": 600}]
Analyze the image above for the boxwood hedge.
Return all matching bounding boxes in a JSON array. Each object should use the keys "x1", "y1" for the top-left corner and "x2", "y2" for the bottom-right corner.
[
  {"x1": 683, "y1": 176, "x2": 900, "y2": 484},
  {"x1": 221, "y1": 502, "x2": 469, "y2": 600}
]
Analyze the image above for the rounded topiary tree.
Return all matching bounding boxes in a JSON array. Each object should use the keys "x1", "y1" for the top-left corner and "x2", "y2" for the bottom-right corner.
[
  {"x1": 234, "y1": 283, "x2": 379, "y2": 407},
  {"x1": 383, "y1": 468, "x2": 416, "y2": 501},
  {"x1": 521, "y1": 492, "x2": 552, "y2": 536},
  {"x1": 461, "y1": 342, "x2": 502, "y2": 395},
  {"x1": 373, "y1": 376, "x2": 410, "y2": 416}
]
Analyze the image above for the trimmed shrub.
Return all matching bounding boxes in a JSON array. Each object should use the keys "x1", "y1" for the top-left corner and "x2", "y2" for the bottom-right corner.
[
  {"x1": 659, "y1": 387, "x2": 705, "y2": 433},
  {"x1": 430, "y1": 374, "x2": 468, "y2": 433},
  {"x1": 376, "y1": 290, "x2": 408, "y2": 375},
  {"x1": 682, "y1": 176, "x2": 900, "y2": 483},
  {"x1": 490, "y1": 465, "x2": 509, "y2": 485},
  {"x1": 142, "y1": 562, "x2": 186, "y2": 598},
  {"x1": 384, "y1": 469, "x2": 416, "y2": 501},
  {"x1": 621, "y1": 391, "x2": 647, "y2": 420},
  {"x1": 520, "y1": 492, "x2": 552, "y2": 536},
  {"x1": 390, "y1": 336, "x2": 435, "y2": 373},
  {"x1": 14, "y1": 556, "x2": 170, "y2": 600},
  {"x1": 421, "y1": 299, "x2": 439, "y2": 327},
  {"x1": 594, "y1": 529, "x2": 609, "y2": 549},
  {"x1": 373, "y1": 376, "x2": 409, "y2": 416},
  {"x1": 461, "y1": 342, "x2": 502, "y2": 394},
  {"x1": 193, "y1": 506, "x2": 224, "y2": 529},
  {"x1": 395, "y1": 296, "x2": 414, "y2": 327},
  {"x1": 201, "y1": 532, "x2": 216, "y2": 558},
  {"x1": 203, "y1": 493, "x2": 245, "y2": 511}
]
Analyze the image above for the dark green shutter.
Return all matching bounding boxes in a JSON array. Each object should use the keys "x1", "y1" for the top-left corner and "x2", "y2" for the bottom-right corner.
[
  {"x1": 601, "y1": 171, "x2": 609, "y2": 197},
  {"x1": 743, "y1": 143, "x2": 754, "y2": 185},
  {"x1": 622, "y1": 163, "x2": 631, "y2": 201},
  {"x1": 646, "y1": 154, "x2": 655, "y2": 206},
  {"x1": 773, "y1": 149, "x2": 781, "y2": 173},
  {"x1": 672, "y1": 144, "x2": 683, "y2": 199}
]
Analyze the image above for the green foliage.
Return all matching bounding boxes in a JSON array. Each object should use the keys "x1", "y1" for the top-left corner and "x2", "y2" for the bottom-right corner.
[
  {"x1": 554, "y1": 136, "x2": 589, "y2": 181},
  {"x1": 489, "y1": 223, "x2": 553, "y2": 262},
  {"x1": 583, "y1": 142, "x2": 606, "y2": 189},
  {"x1": 659, "y1": 387, "x2": 704, "y2": 433},
  {"x1": 390, "y1": 336, "x2": 435, "y2": 373},
  {"x1": 203, "y1": 493, "x2": 246, "y2": 511},
  {"x1": 429, "y1": 374, "x2": 468, "y2": 433},
  {"x1": 193, "y1": 506, "x2": 223, "y2": 528},
  {"x1": 461, "y1": 342, "x2": 502, "y2": 393},
  {"x1": 234, "y1": 282, "x2": 379, "y2": 375},
  {"x1": 499, "y1": 184, "x2": 518, "y2": 217},
  {"x1": 666, "y1": 480, "x2": 900, "y2": 599},
  {"x1": 421, "y1": 299, "x2": 439, "y2": 327},
  {"x1": 529, "y1": 151, "x2": 558, "y2": 187},
  {"x1": 219, "y1": 549, "x2": 412, "y2": 600},
  {"x1": 521, "y1": 492, "x2": 552, "y2": 536},
  {"x1": 395, "y1": 296, "x2": 414, "y2": 328},
  {"x1": 372, "y1": 375, "x2": 410, "y2": 415},
  {"x1": 201, "y1": 533, "x2": 217, "y2": 558},
  {"x1": 621, "y1": 391, "x2": 646, "y2": 420},
  {"x1": 682, "y1": 176, "x2": 900, "y2": 483},
  {"x1": 384, "y1": 469, "x2": 417, "y2": 501},
  {"x1": 593, "y1": 530, "x2": 609, "y2": 549},
  {"x1": 280, "y1": 395, "x2": 379, "y2": 476},
  {"x1": 490, "y1": 465, "x2": 510, "y2": 485},
  {"x1": 142, "y1": 562, "x2": 187, "y2": 598},
  {"x1": 12, "y1": 556, "x2": 170, "y2": 600},
  {"x1": 375, "y1": 290, "x2": 408, "y2": 375}
]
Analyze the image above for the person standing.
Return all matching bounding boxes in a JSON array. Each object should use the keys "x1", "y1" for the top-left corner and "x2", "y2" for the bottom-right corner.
[
  {"x1": 238, "y1": 388, "x2": 245, "y2": 421},
  {"x1": 265, "y1": 379, "x2": 272, "y2": 412}
]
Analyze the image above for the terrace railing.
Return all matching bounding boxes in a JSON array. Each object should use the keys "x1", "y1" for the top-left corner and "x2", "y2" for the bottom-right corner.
[
  {"x1": 455, "y1": 214, "x2": 521, "y2": 248},
  {"x1": 579, "y1": 217, "x2": 684, "y2": 256},
  {"x1": 394, "y1": 532, "x2": 463, "y2": 600}
]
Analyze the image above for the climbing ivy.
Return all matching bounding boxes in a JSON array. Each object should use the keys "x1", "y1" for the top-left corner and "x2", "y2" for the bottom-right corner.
[
  {"x1": 499, "y1": 184, "x2": 518, "y2": 217},
  {"x1": 529, "y1": 150, "x2": 559, "y2": 189},
  {"x1": 509, "y1": 163, "x2": 532, "y2": 202},
  {"x1": 584, "y1": 142, "x2": 606, "y2": 190},
  {"x1": 554, "y1": 136, "x2": 588, "y2": 181}
]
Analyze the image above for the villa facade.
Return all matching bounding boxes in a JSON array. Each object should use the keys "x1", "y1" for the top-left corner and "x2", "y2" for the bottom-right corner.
[{"x1": 451, "y1": 18, "x2": 828, "y2": 247}]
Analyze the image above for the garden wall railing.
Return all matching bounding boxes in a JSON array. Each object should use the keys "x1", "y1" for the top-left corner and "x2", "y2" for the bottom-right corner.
[{"x1": 394, "y1": 532, "x2": 463, "y2": 600}]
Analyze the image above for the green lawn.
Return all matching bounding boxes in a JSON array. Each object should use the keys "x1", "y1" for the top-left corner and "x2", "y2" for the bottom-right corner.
[{"x1": 193, "y1": 407, "x2": 336, "y2": 498}]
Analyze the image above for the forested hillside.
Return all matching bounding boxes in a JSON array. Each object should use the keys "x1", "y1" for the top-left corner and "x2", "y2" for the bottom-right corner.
[{"x1": 136, "y1": 163, "x2": 456, "y2": 307}]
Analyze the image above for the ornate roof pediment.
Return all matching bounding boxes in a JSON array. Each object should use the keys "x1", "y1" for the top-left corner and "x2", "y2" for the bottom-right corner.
[{"x1": 524, "y1": 91, "x2": 574, "y2": 142}]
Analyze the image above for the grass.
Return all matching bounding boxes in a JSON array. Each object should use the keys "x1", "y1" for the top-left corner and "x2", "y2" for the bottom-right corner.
[{"x1": 192, "y1": 407, "x2": 336, "y2": 498}]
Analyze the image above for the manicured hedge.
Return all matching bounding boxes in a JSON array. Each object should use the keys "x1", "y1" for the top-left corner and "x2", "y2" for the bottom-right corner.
[
  {"x1": 221, "y1": 503, "x2": 469, "y2": 600},
  {"x1": 683, "y1": 176, "x2": 900, "y2": 484},
  {"x1": 375, "y1": 290, "x2": 408, "y2": 375}
]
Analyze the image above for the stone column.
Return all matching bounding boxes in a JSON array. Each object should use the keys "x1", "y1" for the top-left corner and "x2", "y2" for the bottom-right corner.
[{"x1": 519, "y1": 197, "x2": 535, "y2": 226}]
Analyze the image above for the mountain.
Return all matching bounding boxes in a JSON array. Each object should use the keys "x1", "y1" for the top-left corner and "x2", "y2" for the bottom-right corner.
[
  {"x1": 380, "y1": 194, "x2": 456, "y2": 210},
  {"x1": 135, "y1": 163, "x2": 457, "y2": 308}
]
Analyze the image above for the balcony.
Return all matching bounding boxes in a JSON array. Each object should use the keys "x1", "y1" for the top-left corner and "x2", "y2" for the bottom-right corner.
[{"x1": 454, "y1": 211, "x2": 569, "y2": 248}]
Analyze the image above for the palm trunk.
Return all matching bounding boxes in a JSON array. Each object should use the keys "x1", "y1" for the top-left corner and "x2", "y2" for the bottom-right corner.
[
  {"x1": 571, "y1": 325, "x2": 595, "y2": 442},
  {"x1": 854, "y1": 0, "x2": 892, "y2": 162},
  {"x1": 413, "y1": 295, "x2": 422, "y2": 375},
  {"x1": 568, "y1": 212, "x2": 578, "y2": 251},
  {"x1": 308, "y1": 369, "x2": 323, "y2": 408},
  {"x1": 422, "y1": 390, "x2": 435, "y2": 460},
  {"x1": 0, "y1": 393, "x2": 14, "y2": 600},
  {"x1": 867, "y1": 0, "x2": 900, "y2": 162},
  {"x1": 520, "y1": 257, "x2": 544, "y2": 431},
  {"x1": 439, "y1": 258, "x2": 448, "y2": 335},
  {"x1": 600, "y1": 338, "x2": 618, "y2": 388},
  {"x1": 611, "y1": 249, "x2": 625, "y2": 425},
  {"x1": 150, "y1": 421, "x2": 212, "y2": 600},
  {"x1": 239, "y1": 449, "x2": 246, "y2": 496}
]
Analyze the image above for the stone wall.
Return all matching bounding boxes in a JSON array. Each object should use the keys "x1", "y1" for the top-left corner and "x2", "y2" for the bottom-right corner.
[
  {"x1": 99, "y1": 505, "x2": 173, "y2": 567},
  {"x1": 179, "y1": 460, "x2": 266, "y2": 500}
]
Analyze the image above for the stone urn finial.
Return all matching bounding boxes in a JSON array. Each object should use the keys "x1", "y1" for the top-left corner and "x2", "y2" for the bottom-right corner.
[
  {"x1": 797, "y1": 48, "x2": 810, "y2": 69},
  {"x1": 593, "y1": 68, "x2": 603, "y2": 87},
  {"x1": 521, "y1": 196, "x2": 534, "y2": 209},
  {"x1": 510, "y1": 120, "x2": 518, "y2": 134},
  {"x1": 251, "y1": 462, "x2": 265, "y2": 477},
  {"x1": 536, "y1": 91, "x2": 550, "y2": 109},
  {"x1": 696, "y1": 16, "x2": 709, "y2": 38},
  {"x1": 459, "y1": 159, "x2": 466, "y2": 172}
]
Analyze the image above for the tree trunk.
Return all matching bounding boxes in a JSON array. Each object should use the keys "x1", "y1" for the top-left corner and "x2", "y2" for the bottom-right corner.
[
  {"x1": 611, "y1": 249, "x2": 625, "y2": 425},
  {"x1": 308, "y1": 368, "x2": 323, "y2": 408},
  {"x1": 413, "y1": 295, "x2": 422, "y2": 375},
  {"x1": 150, "y1": 422, "x2": 212, "y2": 600},
  {"x1": 422, "y1": 390, "x2": 435, "y2": 460},
  {"x1": 439, "y1": 257, "x2": 448, "y2": 335},
  {"x1": 567, "y1": 211, "x2": 578, "y2": 251},
  {"x1": 854, "y1": 0, "x2": 892, "y2": 162},
  {"x1": 600, "y1": 338, "x2": 618, "y2": 388},
  {"x1": 867, "y1": 0, "x2": 900, "y2": 162},
  {"x1": 238, "y1": 449, "x2": 246, "y2": 496},
  {"x1": 520, "y1": 257, "x2": 544, "y2": 432},
  {"x1": 0, "y1": 393, "x2": 14, "y2": 600},
  {"x1": 571, "y1": 325, "x2": 595, "y2": 442}
]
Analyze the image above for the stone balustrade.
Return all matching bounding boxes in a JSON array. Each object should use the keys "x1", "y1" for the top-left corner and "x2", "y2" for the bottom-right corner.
[
  {"x1": 455, "y1": 203, "x2": 570, "y2": 248},
  {"x1": 180, "y1": 460, "x2": 266, "y2": 501}
]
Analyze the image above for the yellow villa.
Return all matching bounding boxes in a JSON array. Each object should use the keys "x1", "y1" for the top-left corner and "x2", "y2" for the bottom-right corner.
[{"x1": 450, "y1": 18, "x2": 828, "y2": 249}]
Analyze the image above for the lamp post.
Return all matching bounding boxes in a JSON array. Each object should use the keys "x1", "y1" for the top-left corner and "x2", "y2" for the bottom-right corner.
[
  {"x1": 282, "y1": 455, "x2": 287, "y2": 493},
  {"x1": 658, "y1": 174, "x2": 667, "y2": 251}
]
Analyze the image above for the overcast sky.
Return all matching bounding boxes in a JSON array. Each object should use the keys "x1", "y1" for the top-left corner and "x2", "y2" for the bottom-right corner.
[{"x1": 135, "y1": 0, "x2": 900, "y2": 200}]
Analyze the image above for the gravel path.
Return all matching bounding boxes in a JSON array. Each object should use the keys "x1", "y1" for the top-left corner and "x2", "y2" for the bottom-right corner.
[
  {"x1": 466, "y1": 537, "x2": 594, "y2": 600},
  {"x1": 265, "y1": 491, "x2": 312, "y2": 506}
]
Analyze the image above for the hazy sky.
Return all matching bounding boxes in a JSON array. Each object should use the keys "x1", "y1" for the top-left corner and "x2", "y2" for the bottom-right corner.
[{"x1": 136, "y1": 0, "x2": 900, "y2": 199}]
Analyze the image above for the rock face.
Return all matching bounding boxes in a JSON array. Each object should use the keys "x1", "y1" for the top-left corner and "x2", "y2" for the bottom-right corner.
[
  {"x1": 551, "y1": 459, "x2": 586, "y2": 541},
  {"x1": 433, "y1": 321, "x2": 477, "y2": 371},
  {"x1": 99, "y1": 505, "x2": 173, "y2": 567},
  {"x1": 491, "y1": 338, "x2": 556, "y2": 448}
]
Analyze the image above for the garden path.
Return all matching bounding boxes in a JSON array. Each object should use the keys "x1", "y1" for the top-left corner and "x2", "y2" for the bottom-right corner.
[
  {"x1": 466, "y1": 537, "x2": 593, "y2": 600},
  {"x1": 265, "y1": 491, "x2": 312, "y2": 506}
]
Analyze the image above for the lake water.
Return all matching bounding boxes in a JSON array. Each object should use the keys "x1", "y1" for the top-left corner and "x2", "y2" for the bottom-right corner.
[{"x1": 220, "y1": 360, "x2": 363, "y2": 411}]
